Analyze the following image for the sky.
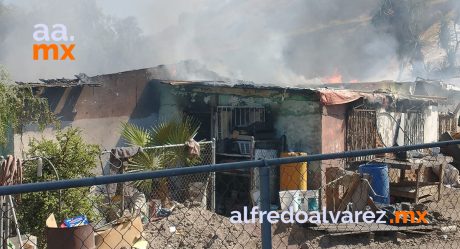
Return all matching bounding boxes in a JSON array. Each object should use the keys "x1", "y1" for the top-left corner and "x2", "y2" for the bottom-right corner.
[{"x1": 0, "y1": 0, "x2": 443, "y2": 84}]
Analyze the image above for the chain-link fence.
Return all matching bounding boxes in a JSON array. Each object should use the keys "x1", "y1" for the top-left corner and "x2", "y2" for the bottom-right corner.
[
  {"x1": 0, "y1": 140, "x2": 460, "y2": 249},
  {"x1": 99, "y1": 141, "x2": 215, "y2": 213}
]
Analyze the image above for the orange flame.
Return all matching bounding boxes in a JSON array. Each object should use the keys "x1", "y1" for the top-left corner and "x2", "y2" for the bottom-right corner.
[{"x1": 322, "y1": 70, "x2": 342, "y2": 83}]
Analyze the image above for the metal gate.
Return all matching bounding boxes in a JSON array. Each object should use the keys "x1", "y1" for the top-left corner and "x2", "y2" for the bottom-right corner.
[{"x1": 346, "y1": 109, "x2": 377, "y2": 161}]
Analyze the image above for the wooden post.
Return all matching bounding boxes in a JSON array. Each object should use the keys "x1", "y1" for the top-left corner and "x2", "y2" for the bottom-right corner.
[
  {"x1": 337, "y1": 174, "x2": 361, "y2": 211},
  {"x1": 438, "y1": 162, "x2": 445, "y2": 201},
  {"x1": 414, "y1": 164, "x2": 425, "y2": 203}
]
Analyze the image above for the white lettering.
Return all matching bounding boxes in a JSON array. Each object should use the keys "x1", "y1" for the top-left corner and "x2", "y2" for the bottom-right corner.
[
  {"x1": 33, "y1": 24, "x2": 49, "y2": 41},
  {"x1": 230, "y1": 211, "x2": 242, "y2": 223},
  {"x1": 51, "y1": 24, "x2": 69, "y2": 41},
  {"x1": 309, "y1": 211, "x2": 321, "y2": 223},
  {"x1": 281, "y1": 207, "x2": 295, "y2": 223},
  {"x1": 295, "y1": 210, "x2": 309, "y2": 223},
  {"x1": 329, "y1": 211, "x2": 340, "y2": 224},
  {"x1": 341, "y1": 211, "x2": 354, "y2": 223},
  {"x1": 355, "y1": 211, "x2": 363, "y2": 223},
  {"x1": 322, "y1": 208, "x2": 329, "y2": 223},
  {"x1": 376, "y1": 211, "x2": 387, "y2": 224},
  {"x1": 363, "y1": 211, "x2": 375, "y2": 223},
  {"x1": 267, "y1": 211, "x2": 279, "y2": 224},
  {"x1": 259, "y1": 211, "x2": 268, "y2": 223}
]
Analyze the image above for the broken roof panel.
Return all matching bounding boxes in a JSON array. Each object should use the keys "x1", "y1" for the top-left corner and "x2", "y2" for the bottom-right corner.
[{"x1": 16, "y1": 73, "x2": 101, "y2": 88}]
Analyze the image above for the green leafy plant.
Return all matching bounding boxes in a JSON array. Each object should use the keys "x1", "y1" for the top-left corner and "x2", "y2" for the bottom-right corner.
[
  {"x1": 121, "y1": 116, "x2": 201, "y2": 168},
  {"x1": 120, "y1": 116, "x2": 201, "y2": 200},
  {"x1": 0, "y1": 65, "x2": 56, "y2": 147},
  {"x1": 121, "y1": 116, "x2": 200, "y2": 147},
  {"x1": 17, "y1": 128, "x2": 101, "y2": 248}
]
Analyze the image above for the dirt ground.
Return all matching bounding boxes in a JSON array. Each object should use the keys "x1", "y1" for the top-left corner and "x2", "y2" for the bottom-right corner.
[
  {"x1": 144, "y1": 188, "x2": 460, "y2": 248},
  {"x1": 426, "y1": 187, "x2": 460, "y2": 221},
  {"x1": 145, "y1": 202, "x2": 262, "y2": 248}
]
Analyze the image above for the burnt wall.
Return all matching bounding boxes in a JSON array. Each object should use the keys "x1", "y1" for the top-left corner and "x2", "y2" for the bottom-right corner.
[
  {"x1": 16, "y1": 69, "x2": 165, "y2": 156},
  {"x1": 40, "y1": 69, "x2": 160, "y2": 121}
]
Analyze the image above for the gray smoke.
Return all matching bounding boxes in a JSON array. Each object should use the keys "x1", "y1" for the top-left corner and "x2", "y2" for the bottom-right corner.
[{"x1": 0, "y1": 0, "x2": 457, "y2": 84}]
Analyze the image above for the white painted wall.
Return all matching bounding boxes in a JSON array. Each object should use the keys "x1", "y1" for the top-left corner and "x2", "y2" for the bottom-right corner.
[
  {"x1": 376, "y1": 106, "x2": 439, "y2": 146},
  {"x1": 376, "y1": 110, "x2": 406, "y2": 147},
  {"x1": 424, "y1": 105, "x2": 439, "y2": 143}
]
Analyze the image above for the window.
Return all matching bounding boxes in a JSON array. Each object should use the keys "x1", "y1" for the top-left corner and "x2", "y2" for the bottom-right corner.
[
  {"x1": 215, "y1": 106, "x2": 266, "y2": 140},
  {"x1": 346, "y1": 109, "x2": 377, "y2": 161},
  {"x1": 404, "y1": 111, "x2": 425, "y2": 146}
]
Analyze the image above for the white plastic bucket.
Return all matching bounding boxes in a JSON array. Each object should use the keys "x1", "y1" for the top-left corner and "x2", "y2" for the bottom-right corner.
[
  {"x1": 299, "y1": 190, "x2": 319, "y2": 211},
  {"x1": 279, "y1": 190, "x2": 302, "y2": 212}
]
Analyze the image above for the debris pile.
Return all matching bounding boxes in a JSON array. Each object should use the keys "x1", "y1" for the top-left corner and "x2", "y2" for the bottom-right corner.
[{"x1": 145, "y1": 202, "x2": 261, "y2": 248}]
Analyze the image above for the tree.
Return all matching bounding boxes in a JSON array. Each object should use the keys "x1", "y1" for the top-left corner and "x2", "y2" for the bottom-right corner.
[
  {"x1": 0, "y1": 65, "x2": 56, "y2": 148},
  {"x1": 17, "y1": 128, "x2": 101, "y2": 248}
]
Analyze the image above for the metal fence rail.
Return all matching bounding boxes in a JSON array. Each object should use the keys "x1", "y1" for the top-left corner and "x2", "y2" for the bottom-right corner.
[{"x1": 0, "y1": 140, "x2": 459, "y2": 249}]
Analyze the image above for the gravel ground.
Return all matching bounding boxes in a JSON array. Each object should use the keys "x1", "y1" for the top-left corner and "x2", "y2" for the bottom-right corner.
[
  {"x1": 143, "y1": 188, "x2": 460, "y2": 248},
  {"x1": 145, "y1": 203, "x2": 262, "y2": 248}
]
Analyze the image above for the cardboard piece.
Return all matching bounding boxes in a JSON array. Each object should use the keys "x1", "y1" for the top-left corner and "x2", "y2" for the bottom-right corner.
[
  {"x1": 133, "y1": 240, "x2": 148, "y2": 249},
  {"x1": 95, "y1": 217, "x2": 143, "y2": 249},
  {"x1": 46, "y1": 214, "x2": 58, "y2": 228}
]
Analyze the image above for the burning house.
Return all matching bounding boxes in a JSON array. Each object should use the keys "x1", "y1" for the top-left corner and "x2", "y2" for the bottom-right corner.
[
  {"x1": 324, "y1": 79, "x2": 460, "y2": 137},
  {"x1": 12, "y1": 64, "x2": 449, "y2": 214}
]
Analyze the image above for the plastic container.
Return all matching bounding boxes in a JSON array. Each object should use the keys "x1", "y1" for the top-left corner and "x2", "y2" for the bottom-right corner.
[
  {"x1": 279, "y1": 190, "x2": 302, "y2": 212},
  {"x1": 280, "y1": 152, "x2": 307, "y2": 190},
  {"x1": 358, "y1": 163, "x2": 390, "y2": 204},
  {"x1": 47, "y1": 224, "x2": 95, "y2": 249},
  {"x1": 299, "y1": 190, "x2": 319, "y2": 211}
]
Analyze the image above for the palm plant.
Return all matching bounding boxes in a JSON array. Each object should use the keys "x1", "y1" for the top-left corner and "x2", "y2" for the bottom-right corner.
[
  {"x1": 121, "y1": 116, "x2": 200, "y2": 146},
  {"x1": 120, "y1": 116, "x2": 201, "y2": 202}
]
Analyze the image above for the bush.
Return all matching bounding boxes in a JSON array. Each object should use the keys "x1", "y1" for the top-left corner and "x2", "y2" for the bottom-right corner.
[{"x1": 17, "y1": 127, "x2": 101, "y2": 248}]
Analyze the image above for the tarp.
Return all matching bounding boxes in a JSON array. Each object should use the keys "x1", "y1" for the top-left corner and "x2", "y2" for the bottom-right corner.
[{"x1": 318, "y1": 89, "x2": 362, "y2": 105}]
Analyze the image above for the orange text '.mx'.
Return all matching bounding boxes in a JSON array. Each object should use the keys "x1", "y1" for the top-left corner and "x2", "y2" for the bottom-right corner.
[{"x1": 389, "y1": 211, "x2": 428, "y2": 224}]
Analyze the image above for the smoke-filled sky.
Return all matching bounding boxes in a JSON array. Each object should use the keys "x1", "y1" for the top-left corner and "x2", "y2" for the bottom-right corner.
[{"x1": 0, "y1": 0, "x2": 457, "y2": 84}]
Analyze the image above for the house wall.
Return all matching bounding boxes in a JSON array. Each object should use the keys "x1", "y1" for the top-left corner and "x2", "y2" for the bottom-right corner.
[
  {"x1": 277, "y1": 99, "x2": 322, "y2": 190},
  {"x1": 320, "y1": 104, "x2": 347, "y2": 208},
  {"x1": 320, "y1": 104, "x2": 346, "y2": 188},
  {"x1": 15, "y1": 73, "x2": 326, "y2": 193},
  {"x1": 375, "y1": 104, "x2": 439, "y2": 148},
  {"x1": 15, "y1": 75, "x2": 324, "y2": 158},
  {"x1": 424, "y1": 105, "x2": 439, "y2": 142},
  {"x1": 167, "y1": 84, "x2": 323, "y2": 154},
  {"x1": 275, "y1": 99, "x2": 322, "y2": 154},
  {"x1": 167, "y1": 84, "x2": 324, "y2": 190},
  {"x1": 14, "y1": 69, "x2": 162, "y2": 157},
  {"x1": 321, "y1": 105, "x2": 346, "y2": 155},
  {"x1": 376, "y1": 110, "x2": 405, "y2": 147}
]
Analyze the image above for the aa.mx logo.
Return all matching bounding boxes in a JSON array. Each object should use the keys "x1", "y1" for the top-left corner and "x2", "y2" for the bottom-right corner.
[{"x1": 33, "y1": 24, "x2": 75, "y2": 61}]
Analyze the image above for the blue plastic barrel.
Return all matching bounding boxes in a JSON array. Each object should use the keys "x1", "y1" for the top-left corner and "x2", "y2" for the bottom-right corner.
[{"x1": 358, "y1": 163, "x2": 390, "y2": 204}]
